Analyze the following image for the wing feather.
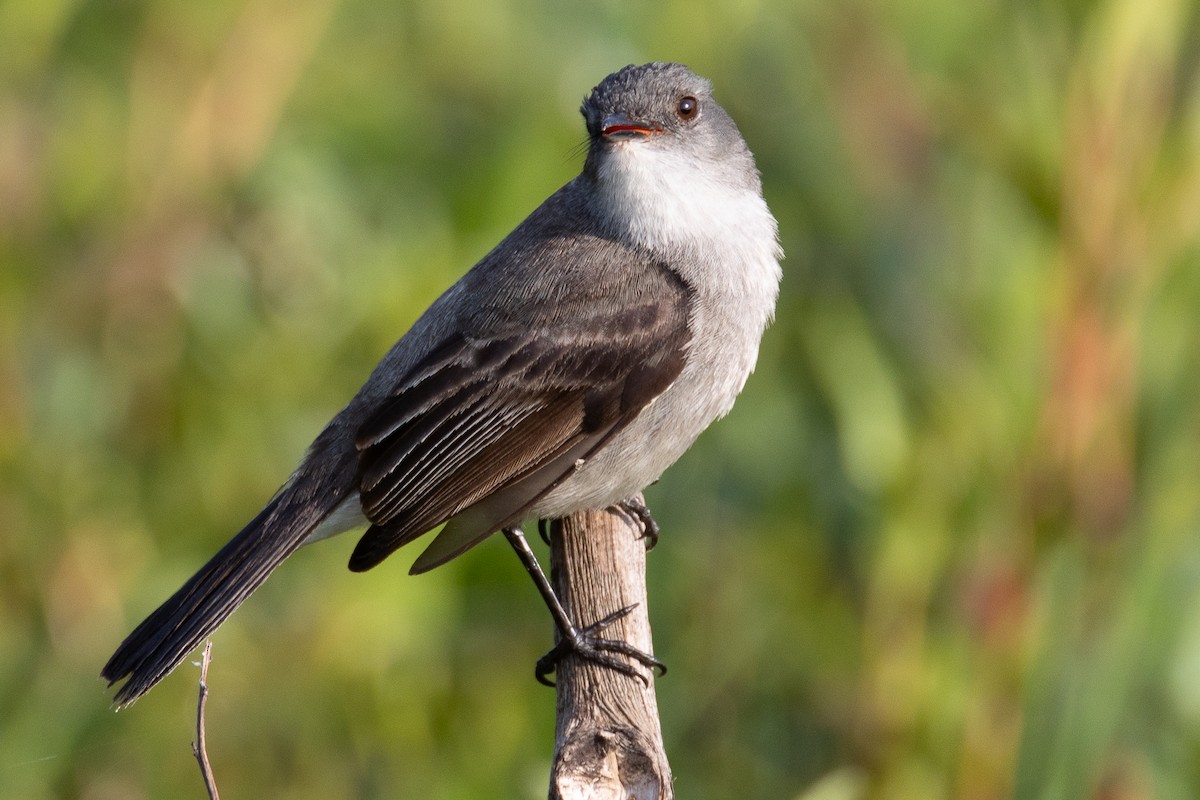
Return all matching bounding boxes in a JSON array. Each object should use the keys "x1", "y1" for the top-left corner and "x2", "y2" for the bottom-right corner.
[{"x1": 348, "y1": 264, "x2": 691, "y2": 573}]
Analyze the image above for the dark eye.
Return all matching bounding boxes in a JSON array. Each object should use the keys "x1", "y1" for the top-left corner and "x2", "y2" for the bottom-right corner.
[{"x1": 676, "y1": 96, "x2": 698, "y2": 120}]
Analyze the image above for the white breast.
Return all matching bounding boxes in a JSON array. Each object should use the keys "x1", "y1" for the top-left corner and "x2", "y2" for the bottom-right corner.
[
  {"x1": 534, "y1": 138, "x2": 783, "y2": 514},
  {"x1": 597, "y1": 136, "x2": 781, "y2": 410}
]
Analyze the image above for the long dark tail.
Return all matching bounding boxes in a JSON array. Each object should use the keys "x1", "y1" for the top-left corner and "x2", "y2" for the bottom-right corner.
[{"x1": 101, "y1": 480, "x2": 340, "y2": 707}]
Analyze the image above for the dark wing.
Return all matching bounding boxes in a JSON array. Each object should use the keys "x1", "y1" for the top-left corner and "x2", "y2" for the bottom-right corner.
[{"x1": 347, "y1": 284, "x2": 690, "y2": 573}]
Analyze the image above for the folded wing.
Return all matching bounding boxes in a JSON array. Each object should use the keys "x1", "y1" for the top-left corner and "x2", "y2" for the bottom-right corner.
[{"x1": 349, "y1": 289, "x2": 690, "y2": 573}]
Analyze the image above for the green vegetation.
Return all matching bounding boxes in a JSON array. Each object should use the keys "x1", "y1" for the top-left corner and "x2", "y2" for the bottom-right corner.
[{"x1": 2, "y1": 1, "x2": 1199, "y2": 797}]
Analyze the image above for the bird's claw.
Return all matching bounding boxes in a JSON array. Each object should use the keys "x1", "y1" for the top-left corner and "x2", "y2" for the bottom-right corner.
[
  {"x1": 617, "y1": 498, "x2": 661, "y2": 551},
  {"x1": 535, "y1": 604, "x2": 667, "y2": 687}
]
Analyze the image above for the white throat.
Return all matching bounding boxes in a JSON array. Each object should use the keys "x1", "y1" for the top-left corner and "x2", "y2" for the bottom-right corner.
[{"x1": 593, "y1": 139, "x2": 782, "y2": 326}]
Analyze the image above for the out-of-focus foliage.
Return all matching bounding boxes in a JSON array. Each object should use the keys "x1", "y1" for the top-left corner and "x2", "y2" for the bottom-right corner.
[{"x1": 3, "y1": 0, "x2": 1200, "y2": 797}]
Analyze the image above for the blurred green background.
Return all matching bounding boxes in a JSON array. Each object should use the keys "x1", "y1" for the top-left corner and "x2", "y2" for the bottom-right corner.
[{"x1": 3, "y1": 0, "x2": 1200, "y2": 797}]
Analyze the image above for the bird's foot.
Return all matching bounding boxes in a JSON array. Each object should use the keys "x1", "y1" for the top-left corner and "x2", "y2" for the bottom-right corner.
[
  {"x1": 535, "y1": 603, "x2": 667, "y2": 687},
  {"x1": 617, "y1": 497, "x2": 661, "y2": 551}
]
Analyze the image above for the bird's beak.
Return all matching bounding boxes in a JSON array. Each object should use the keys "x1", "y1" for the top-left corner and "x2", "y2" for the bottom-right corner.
[{"x1": 601, "y1": 113, "x2": 659, "y2": 141}]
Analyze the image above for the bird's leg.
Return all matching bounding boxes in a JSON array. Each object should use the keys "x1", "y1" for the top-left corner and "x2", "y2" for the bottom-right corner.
[
  {"x1": 617, "y1": 496, "x2": 661, "y2": 551},
  {"x1": 502, "y1": 525, "x2": 666, "y2": 687}
]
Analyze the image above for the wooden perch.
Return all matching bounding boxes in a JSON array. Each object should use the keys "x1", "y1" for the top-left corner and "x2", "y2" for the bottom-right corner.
[{"x1": 546, "y1": 497, "x2": 673, "y2": 800}]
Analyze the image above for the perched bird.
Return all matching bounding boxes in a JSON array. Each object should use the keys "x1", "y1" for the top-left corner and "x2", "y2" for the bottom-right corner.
[{"x1": 102, "y1": 62, "x2": 782, "y2": 707}]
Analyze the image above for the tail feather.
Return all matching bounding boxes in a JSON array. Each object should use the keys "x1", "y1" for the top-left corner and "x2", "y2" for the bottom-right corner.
[{"x1": 101, "y1": 486, "x2": 332, "y2": 707}]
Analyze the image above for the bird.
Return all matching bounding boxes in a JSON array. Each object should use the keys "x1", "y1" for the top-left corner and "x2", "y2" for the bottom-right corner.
[{"x1": 102, "y1": 61, "x2": 782, "y2": 707}]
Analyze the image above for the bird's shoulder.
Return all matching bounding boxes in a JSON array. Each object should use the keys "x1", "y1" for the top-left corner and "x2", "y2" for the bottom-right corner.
[
  {"x1": 342, "y1": 179, "x2": 691, "y2": 417},
  {"x1": 461, "y1": 178, "x2": 691, "y2": 327}
]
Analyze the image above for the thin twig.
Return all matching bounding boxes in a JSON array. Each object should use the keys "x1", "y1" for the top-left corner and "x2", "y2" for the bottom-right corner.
[{"x1": 191, "y1": 640, "x2": 220, "y2": 800}]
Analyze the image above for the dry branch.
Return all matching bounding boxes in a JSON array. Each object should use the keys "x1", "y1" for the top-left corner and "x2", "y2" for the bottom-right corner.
[{"x1": 547, "y1": 498, "x2": 672, "y2": 799}]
